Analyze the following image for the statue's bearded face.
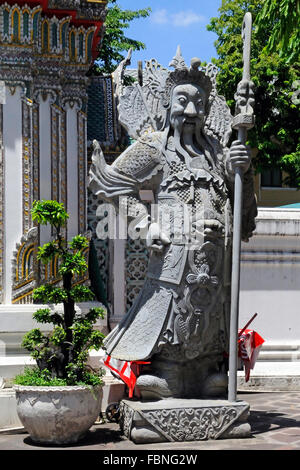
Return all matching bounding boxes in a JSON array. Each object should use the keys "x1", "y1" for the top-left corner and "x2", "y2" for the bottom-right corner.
[{"x1": 169, "y1": 83, "x2": 206, "y2": 133}]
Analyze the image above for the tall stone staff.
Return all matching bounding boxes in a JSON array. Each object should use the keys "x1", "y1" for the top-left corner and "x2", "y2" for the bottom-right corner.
[{"x1": 228, "y1": 12, "x2": 255, "y2": 402}]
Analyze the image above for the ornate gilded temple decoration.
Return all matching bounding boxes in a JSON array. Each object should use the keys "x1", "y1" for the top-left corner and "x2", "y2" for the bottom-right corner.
[
  {"x1": 0, "y1": 1, "x2": 107, "y2": 304},
  {"x1": 11, "y1": 228, "x2": 38, "y2": 304},
  {"x1": 11, "y1": 229, "x2": 91, "y2": 304},
  {"x1": 0, "y1": 1, "x2": 106, "y2": 64}
]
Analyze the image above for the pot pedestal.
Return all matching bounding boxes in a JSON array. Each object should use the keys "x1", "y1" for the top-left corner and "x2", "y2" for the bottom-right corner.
[{"x1": 119, "y1": 398, "x2": 251, "y2": 444}]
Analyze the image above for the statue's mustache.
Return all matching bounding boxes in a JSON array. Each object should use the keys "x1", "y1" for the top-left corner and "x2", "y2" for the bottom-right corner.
[
  {"x1": 171, "y1": 114, "x2": 204, "y2": 129},
  {"x1": 172, "y1": 116, "x2": 203, "y2": 134}
]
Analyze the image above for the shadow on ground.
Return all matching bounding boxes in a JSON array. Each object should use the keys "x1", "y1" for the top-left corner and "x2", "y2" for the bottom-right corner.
[
  {"x1": 23, "y1": 424, "x2": 123, "y2": 449},
  {"x1": 249, "y1": 410, "x2": 300, "y2": 435}
]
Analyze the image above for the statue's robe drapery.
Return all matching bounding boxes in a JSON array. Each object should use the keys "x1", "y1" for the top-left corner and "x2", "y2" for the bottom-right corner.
[{"x1": 90, "y1": 132, "x2": 257, "y2": 363}]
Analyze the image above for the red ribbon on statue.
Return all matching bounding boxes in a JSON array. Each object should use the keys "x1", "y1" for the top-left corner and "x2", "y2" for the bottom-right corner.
[
  {"x1": 238, "y1": 329, "x2": 265, "y2": 382},
  {"x1": 104, "y1": 313, "x2": 265, "y2": 395},
  {"x1": 103, "y1": 354, "x2": 150, "y2": 398}
]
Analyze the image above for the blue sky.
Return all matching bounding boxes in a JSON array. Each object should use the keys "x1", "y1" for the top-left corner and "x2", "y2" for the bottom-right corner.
[{"x1": 117, "y1": 0, "x2": 223, "y2": 69}]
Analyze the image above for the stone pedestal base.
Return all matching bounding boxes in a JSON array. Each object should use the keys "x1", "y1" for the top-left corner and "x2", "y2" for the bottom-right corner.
[{"x1": 119, "y1": 398, "x2": 251, "y2": 444}]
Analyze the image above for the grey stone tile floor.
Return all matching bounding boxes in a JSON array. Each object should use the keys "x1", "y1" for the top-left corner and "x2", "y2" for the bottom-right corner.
[{"x1": 0, "y1": 391, "x2": 300, "y2": 456}]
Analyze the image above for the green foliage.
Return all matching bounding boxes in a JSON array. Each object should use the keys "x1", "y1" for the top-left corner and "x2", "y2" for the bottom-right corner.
[
  {"x1": 32, "y1": 308, "x2": 52, "y2": 323},
  {"x1": 50, "y1": 326, "x2": 67, "y2": 346},
  {"x1": 256, "y1": 0, "x2": 300, "y2": 64},
  {"x1": 32, "y1": 200, "x2": 69, "y2": 229},
  {"x1": 86, "y1": 307, "x2": 106, "y2": 323},
  {"x1": 92, "y1": 0, "x2": 151, "y2": 74},
  {"x1": 16, "y1": 200, "x2": 106, "y2": 387},
  {"x1": 65, "y1": 365, "x2": 104, "y2": 387},
  {"x1": 70, "y1": 285, "x2": 95, "y2": 302},
  {"x1": 58, "y1": 251, "x2": 88, "y2": 277},
  {"x1": 207, "y1": 0, "x2": 300, "y2": 186},
  {"x1": 37, "y1": 241, "x2": 59, "y2": 263},
  {"x1": 32, "y1": 308, "x2": 63, "y2": 326},
  {"x1": 15, "y1": 367, "x2": 69, "y2": 386},
  {"x1": 22, "y1": 329, "x2": 47, "y2": 357},
  {"x1": 72, "y1": 321, "x2": 104, "y2": 354},
  {"x1": 280, "y1": 145, "x2": 300, "y2": 187},
  {"x1": 69, "y1": 235, "x2": 89, "y2": 251},
  {"x1": 33, "y1": 285, "x2": 68, "y2": 304},
  {"x1": 14, "y1": 366, "x2": 104, "y2": 387}
]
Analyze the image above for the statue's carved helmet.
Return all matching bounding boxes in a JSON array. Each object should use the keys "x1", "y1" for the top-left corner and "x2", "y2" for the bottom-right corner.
[{"x1": 162, "y1": 48, "x2": 214, "y2": 114}]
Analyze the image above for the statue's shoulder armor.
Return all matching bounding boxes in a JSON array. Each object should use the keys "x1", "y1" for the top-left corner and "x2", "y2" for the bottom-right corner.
[{"x1": 112, "y1": 132, "x2": 164, "y2": 182}]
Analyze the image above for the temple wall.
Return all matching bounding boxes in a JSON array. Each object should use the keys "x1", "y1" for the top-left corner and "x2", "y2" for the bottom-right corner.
[
  {"x1": 0, "y1": 0, "x2": 106, "y2": 304},
  {"x1": 240, "y1": 208, "x2": 300, "y2": 345},
  {"x1": 239, "y1": 208, "x2": 300, "y2": 379},
  {"x1": 2, "y1": 86, "x2": 23, "y2": 303},
  {"x1": 0, "y1": 86, "x2": 89, "y2": 304}
]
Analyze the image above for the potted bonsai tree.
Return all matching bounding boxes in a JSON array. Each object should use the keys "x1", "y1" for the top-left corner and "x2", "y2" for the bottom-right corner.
[{"x1": 13, "y1": 200, "x2": 106, "y2": 445}]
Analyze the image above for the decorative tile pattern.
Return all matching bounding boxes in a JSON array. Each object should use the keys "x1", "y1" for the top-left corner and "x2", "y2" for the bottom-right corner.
[
  {"x1": 87, "y1": 191, "x2": 110, "y2": 299},
  {"x1": 22, "y1": 98, "x2": 33, "y2": 233},
  {"x1": 125, "y1": 238, "x2": 149, "y2": 309},
  {"x1": 78, "y1": 111, "x2": 87, "y2": 235}
]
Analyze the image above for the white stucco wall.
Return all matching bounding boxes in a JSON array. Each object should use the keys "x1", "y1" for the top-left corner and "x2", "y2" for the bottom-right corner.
[
  {"x1": 239, "y1": 208, "x2": 300, "y2": 352},
  {"x1": 2, "y1": 87, "x2": 23, "y2": 303}
]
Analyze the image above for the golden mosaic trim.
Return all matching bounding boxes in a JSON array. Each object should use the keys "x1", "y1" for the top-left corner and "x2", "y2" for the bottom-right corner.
[
  {"x1": 32, "y1": 102, "x2": 40, "y2": 203},
  {"x1": 60, "y1": 108, "x2": 67, "y2": 240},
  {"x1": 78, "y1": 110, "x2": 87, "y2": 234},
  {"x1": 22, "y1": 98, "x2": 33, "y2": 233},
  {"x1": 11, "y1": 227, "x2": 38, "y2": 304},
  {"x1": 51, "y1": 105, "x2": 60, "y2": 203}
]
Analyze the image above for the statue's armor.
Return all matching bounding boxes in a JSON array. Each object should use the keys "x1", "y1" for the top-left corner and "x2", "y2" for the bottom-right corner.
[{"x1": 100, "y1": 133, "x2": 246, "y2": 367}]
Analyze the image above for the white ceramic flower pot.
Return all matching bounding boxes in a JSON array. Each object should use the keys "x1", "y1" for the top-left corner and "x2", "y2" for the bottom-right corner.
[{"x1": 14, "y1": 385, "x2": 102, "y2": 445}]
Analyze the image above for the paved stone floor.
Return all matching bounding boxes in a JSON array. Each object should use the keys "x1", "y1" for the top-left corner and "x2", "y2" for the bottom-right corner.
[{"x1": 0, "y1": 391, "x2": 300, "y2": 457}]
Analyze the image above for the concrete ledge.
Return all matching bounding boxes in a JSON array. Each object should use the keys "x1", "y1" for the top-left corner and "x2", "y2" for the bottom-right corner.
[
  {"x1": 238, "y1": 360, "x2": 300, "y2": 391},
  {"x1": 0, "y1": 389, "x2": 23, "y2": 430},
  {"x1": 238, "y1": 375, "x2": 300, "y2": 392}
]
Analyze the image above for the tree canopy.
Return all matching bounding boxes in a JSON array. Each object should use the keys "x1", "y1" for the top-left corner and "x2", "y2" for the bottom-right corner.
[
  {"x1": 94, "y1": 0, "x2": 151, "y2": 75},
  {"x1": 207, "y1": 0, "x2": 300, "y2": 187},
  {"x1": 256, "y1": 0, "x2": 299, "y2": 63}
]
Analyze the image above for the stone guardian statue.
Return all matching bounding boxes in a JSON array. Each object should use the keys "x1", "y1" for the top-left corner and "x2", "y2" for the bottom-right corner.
[{"x1": 89, "y1": 47, "x2": 257, "y2": 401}]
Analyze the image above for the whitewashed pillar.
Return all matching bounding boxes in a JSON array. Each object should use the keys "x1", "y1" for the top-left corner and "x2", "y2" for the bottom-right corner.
[
  {"x1": 65, "y1": 101, "x2": 79, "y2": 240},
  {"x1": 2, "y1": 85, "x2": 23, "y2": 303},
  {"x1": 37, "y1": 92, "x2": 53, "y2": 245}
]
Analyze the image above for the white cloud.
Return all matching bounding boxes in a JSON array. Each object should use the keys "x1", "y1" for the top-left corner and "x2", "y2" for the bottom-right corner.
[
  {"x1": 151, "y1": 9, "x2": 168, "y2": 24},
  {"x1": 172, "y1": 11, "x2": 206, "y2": 27},
  {"x1": 151, "y1": 9, "x2": 206, "y2": 27}
]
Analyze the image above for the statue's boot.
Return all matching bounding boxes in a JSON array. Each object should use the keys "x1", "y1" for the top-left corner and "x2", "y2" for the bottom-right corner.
[
  {"x1": 201, "y1": 371, "x2": 228, "y2": 397},
  {"x1": 136, "y1": 349, "x2": 228, "y2": 399},
  {"x1": 136, "y1": 357, "x2": 183, "y2": 400},
  {"x1": 183, "y1": 357, "x2": 228, "y2": 398}
]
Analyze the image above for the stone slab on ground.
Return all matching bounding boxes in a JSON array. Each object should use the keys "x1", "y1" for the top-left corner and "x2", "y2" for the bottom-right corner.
[{"x1": 119, "y1": 398, "x2": 251, "y2": 444}]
